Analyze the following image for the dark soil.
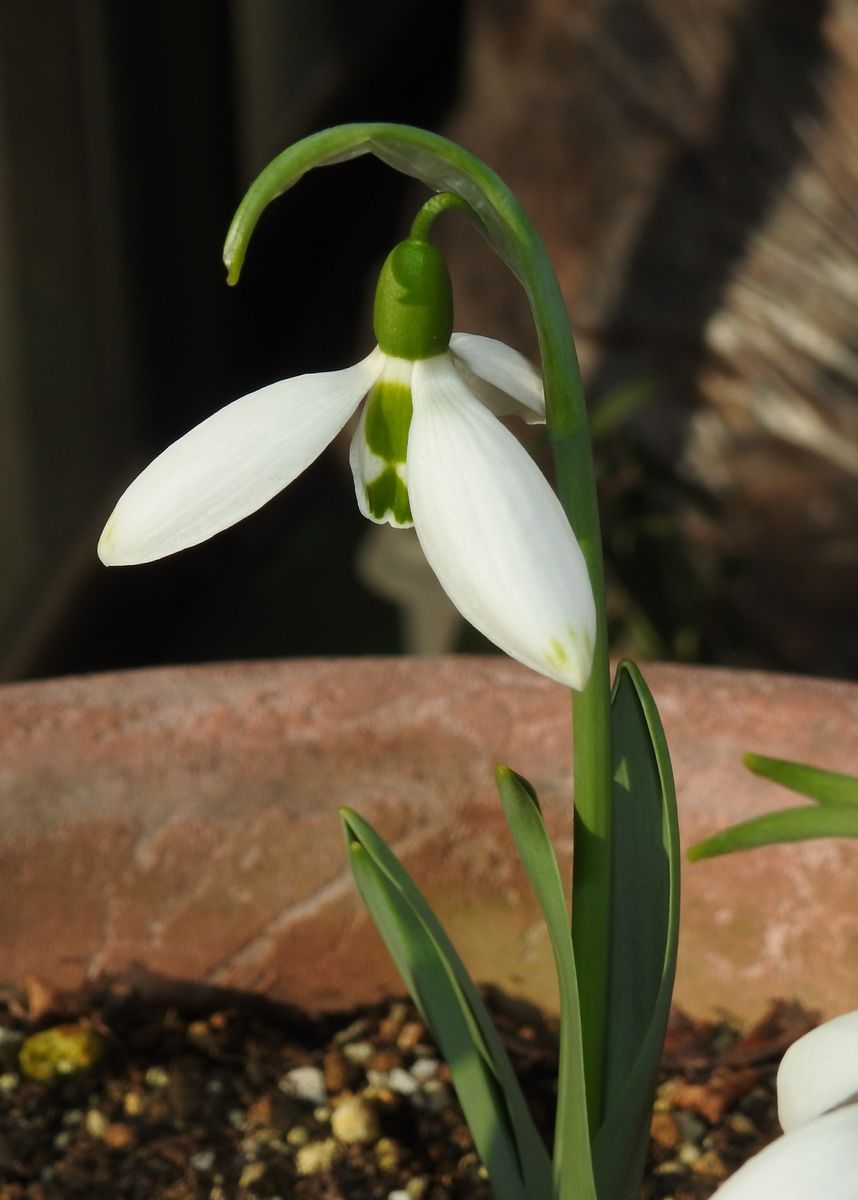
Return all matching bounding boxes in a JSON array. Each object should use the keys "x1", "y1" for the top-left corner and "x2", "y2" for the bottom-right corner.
[{"x1": 0, "y1": 981, "x2": 816, "y2": 1200}]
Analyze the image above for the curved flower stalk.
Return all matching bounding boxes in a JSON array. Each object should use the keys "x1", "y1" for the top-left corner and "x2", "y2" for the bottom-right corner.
[
  {"x1": 99, "y1": 222, "x2": 596, "y2": 691},
  {"x1": 714, "y1": 1010, "x2": 858, "y2": 1199}
]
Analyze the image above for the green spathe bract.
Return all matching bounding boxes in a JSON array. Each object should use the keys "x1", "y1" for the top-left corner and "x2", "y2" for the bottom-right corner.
[{"x1": 373, "y1": 238, "x2": 453, "y2": 360}]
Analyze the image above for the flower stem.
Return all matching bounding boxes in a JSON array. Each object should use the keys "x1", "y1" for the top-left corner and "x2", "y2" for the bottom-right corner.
[
  {"x1": 534, "y1": 277, "x2": 613, "y2": 1137},
  {"x1": 409, "y1": 192, "x2": 471, "y2": 241}
]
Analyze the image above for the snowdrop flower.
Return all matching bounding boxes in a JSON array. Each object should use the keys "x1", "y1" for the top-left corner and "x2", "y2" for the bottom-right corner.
[
  {"x1": 99, "y1": 234, "x2": 595, "y2": 689},
  {"x1": 714, "y1": 1009, "x2": 858, "y2": 1199}
]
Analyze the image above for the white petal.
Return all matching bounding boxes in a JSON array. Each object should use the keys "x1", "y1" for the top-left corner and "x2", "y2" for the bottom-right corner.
[
  {"x1": 778, "y1": 1010, "x2": 858, "y2": 1132},
  {"x1": 408, "y1": 354, "x2": 595, "y2": 689},
  {"x1": 712, "y1": 1106, "x2": 858, "y2": 1200},
  {"x1": 99, "y1": 350, "x2": 383, "y2": 565},
  {"x1": 348, "y1": 356, "x2": 414, "y2": 529},
  {"x1": 449, "y1": 333, "x2": 545, "y2": 423}
]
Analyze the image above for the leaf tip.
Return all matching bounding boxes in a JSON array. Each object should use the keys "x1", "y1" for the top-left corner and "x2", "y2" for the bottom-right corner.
[{"x1": 686, "y1": 838, "x2": 717, "y2": 862}]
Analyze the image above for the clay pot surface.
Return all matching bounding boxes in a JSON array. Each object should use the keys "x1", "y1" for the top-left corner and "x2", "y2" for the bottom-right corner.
[{"x1": 2, "y1": 657, "x2": 857, "y2": 1023}]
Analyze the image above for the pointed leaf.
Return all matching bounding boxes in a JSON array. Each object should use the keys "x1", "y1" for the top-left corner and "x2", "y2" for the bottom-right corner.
[
  {"x1": 340, "y1": 809, "x2": 553, "y2": 1200},
  {"x1": 495, "y1": 766, "x2": 596, "y2": 1200},
  {"x1": 591, "y1": 661, "x2": 680, "y2": 1200},
  {"x1": 688, "y1": 804, "x2": 858, "y2": 861},
  {"x1": 743, "y1": 752, "x2": 858, "y2": 808},
  {"x1": 346, "y1": 843, "x2": 528, "y2": 1200}
]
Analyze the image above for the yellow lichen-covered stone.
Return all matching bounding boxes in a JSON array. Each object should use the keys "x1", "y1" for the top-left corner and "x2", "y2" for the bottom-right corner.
[{"x1": 19, "y1": 1024, "x2": 105, "y2": 1082}]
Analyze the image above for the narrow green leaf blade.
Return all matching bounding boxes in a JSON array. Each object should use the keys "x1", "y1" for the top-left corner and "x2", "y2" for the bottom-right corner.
[
  {"x1": 592, "y1": 661, "x2": 680, "y2": 1200},
  {"x1": 688, "y1": 804, "x2": 858, "y2": 860},
  {"x1": 346, "y1": 842, "x2": 529, "y2": 1200},
  {"x1": 743, "y1": 752, "x2": 858, "y2": 808},
  {"x1": 495, "y1": 766, "x2": 596, "y2": 1200},
  {"x1": 340, "y1": 809, "x2": 553, "y2": 1200}
]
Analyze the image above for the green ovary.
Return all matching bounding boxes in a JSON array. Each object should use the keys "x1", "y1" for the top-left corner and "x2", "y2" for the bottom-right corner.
[{"x1": 365, "y1": 467, "x2": 412, "y2": 525}]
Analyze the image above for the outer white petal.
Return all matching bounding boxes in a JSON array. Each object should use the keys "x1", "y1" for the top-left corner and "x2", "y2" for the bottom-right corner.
[
  {"x1": 778, "y1": 1009, "x2": 858, "y2": 1132},
  {"x1": 449, "y1": 332, "x2": 545, "y2": 423},
  {"x1": 99, "y1": 349, "x2": 383, "y2": 565},
  {"x1": 712, "y1": 1105, "x2": 858, "y2": 1200},
  {"x1": 409, "y1": 354, "x2": 595, "y2": 689}
]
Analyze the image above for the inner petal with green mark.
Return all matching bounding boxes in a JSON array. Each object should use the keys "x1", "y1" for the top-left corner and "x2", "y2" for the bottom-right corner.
[{"x1": 349, "y1": 357, "x2": 415, "y2": 528}]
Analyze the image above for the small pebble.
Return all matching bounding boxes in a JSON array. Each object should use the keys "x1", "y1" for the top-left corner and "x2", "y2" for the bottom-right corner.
[
  {"x1": 388, "y1": 1067, "x2": 419, "y2": 1096},
  {"x1": 19, "y1": 1024, "x2": 105, "y2": 1082},
  {"x1": 334, "y1": 1016, "x2": 371, "y2": 1045},
  {"x1": 650, "y1": 1111, "x2": 680, "y2": 1149},
  {"x1": 727, "y1": 1111, "x2": 756, "y2": 1136},
  {"x1": 378, "y1": 1003, "x2": 409, "y2": 1043},
  {"x1": 323, "y1": 1047, "x2": 356, "y2": 1092},
  {"x1": 280, "y1": 1065, "x2": 327, "y2": 1106},
  {"x1": 190, "y1": 1149, "x2": 216, "y2": 1172},
  {"x1": 396, "y1": 1021, "x2": 427, "y2": 1051},
  {"x1": 84, "y1": 1109, "x2": 108, "y2": 1138},
  {"x1": 342, "y1": 1039, "x2": 374, "y2": 1065},
  {"x1": 286, "y1": 1125, "x2": 309, "y2": 1147},
  {"x1": 369, "y1": 1047, "x2": 402, "y2": 1072},
  {"x1": 421, "y1": 1079, "x2": 452, "y2": 1113},
  {"x1": 238, "y1": 1161, "x2": 266, "y2": 1189},
  {"x1": 331, "y1": 1095, "x2": 381, "y2": 1144},
  {"x1": 677, "y1": 1141, "x2": 701, "y2": 1166},
  {"x1": 653, "y1": 1159, "x2": 683, "y2": 1176},
  {"x1": 295, "y1": 1138, "x2": 342, "y2": 1175},
  {"x1": 187, "y1": 1019, "x2": 212, "y2": 1047},
  {"x1": 674, "y1": 1110, "x2": 707, "y2": 1142},
  {"x1": 406, "y1": 1176, "x2": 429, "y2": 1198},
  {"x1": 367, "y1": 1068, "x2": 391, "y2": 1088},
  {"x1": 693, "y1": 1149, "x2": 728, "y2": 1178},
  {"x1": 123, "y1": 1089, "x2": 144, "y2": 1116},
  {"x1": 145, "y1": 1066, "x2": 169, "y2": 1089},
  {"x1": 375, "y1": 1136, "x2": 404, "y2": 1170},
  {"x1": 410, "y1": 1057, "x2": 439, "y2": 1083},
  {"x1": 0, "y1": 1072, "x2": 19, "y2": 1093},
  {"x1": 103, "y1": 1122, "x2": 136, "y2": 1150}
]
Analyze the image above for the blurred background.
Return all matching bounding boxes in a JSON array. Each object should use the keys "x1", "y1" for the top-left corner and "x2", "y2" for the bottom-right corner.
[{"x1": 1, "y1": 0, "x2": 856, "y2": 684}]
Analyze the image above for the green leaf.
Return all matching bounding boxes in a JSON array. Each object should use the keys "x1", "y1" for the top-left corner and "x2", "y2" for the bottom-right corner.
[
  {"x1": 591, "y1": 661, "x2": 680, "y2": 1200},
  {"x1": 743, "y1": 752, "x2": 858, "y2": 808},
  {"x1": 495, "y1": 767, "x2": 596, "y2": 1200},
  {"x1": 688, "y1": 804, "x2": 858, "y2": 860},
  {"x1": 340, "y1": 809, "x2": 553, "y2": 1200}
]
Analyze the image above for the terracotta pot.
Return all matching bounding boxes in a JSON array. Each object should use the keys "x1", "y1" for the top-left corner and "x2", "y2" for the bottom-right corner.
[{"x1": 3, "y1": 658, "x2": 858, "y2": 1023}]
